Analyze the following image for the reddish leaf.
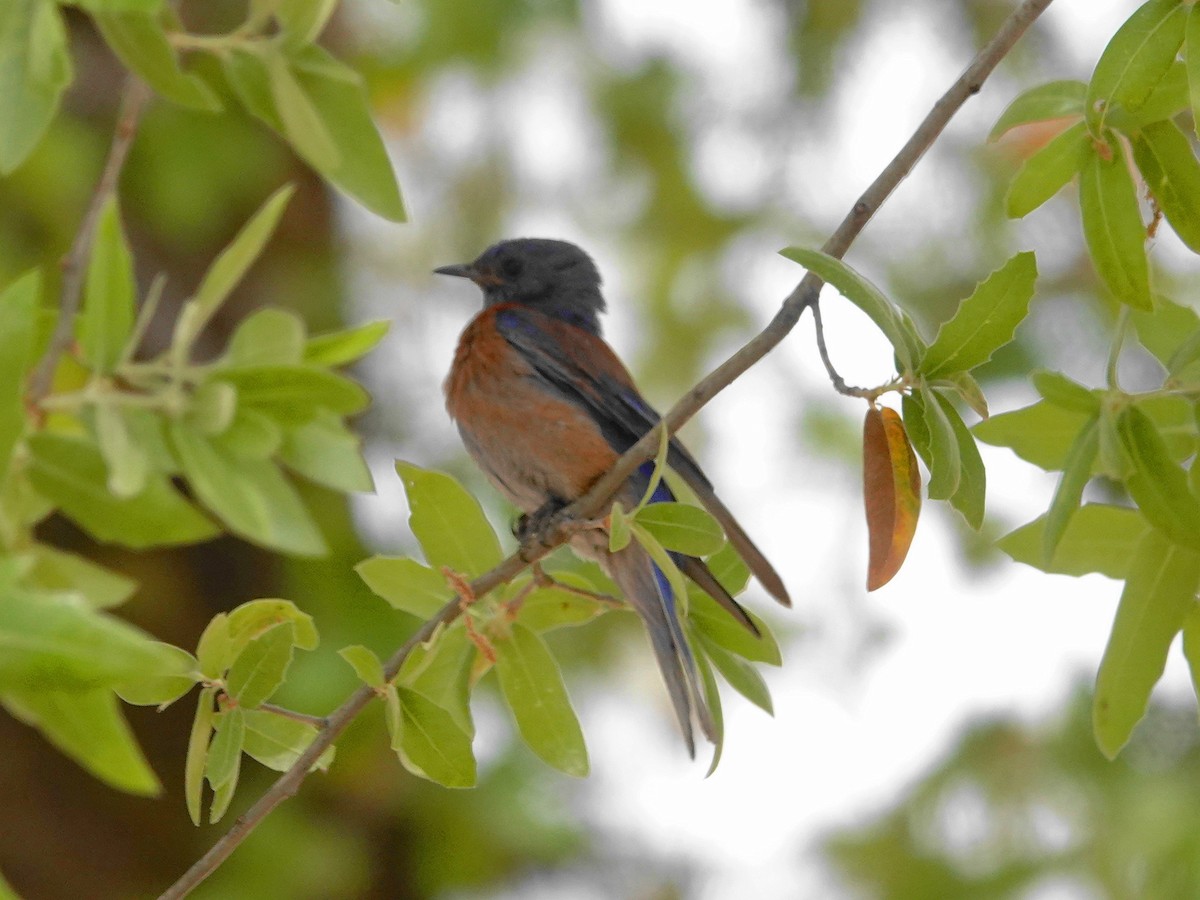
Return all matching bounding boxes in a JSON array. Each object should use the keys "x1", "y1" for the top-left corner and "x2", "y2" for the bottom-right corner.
[{"x1": 863, "y1": 406, "x2": 922, "y2": 591}]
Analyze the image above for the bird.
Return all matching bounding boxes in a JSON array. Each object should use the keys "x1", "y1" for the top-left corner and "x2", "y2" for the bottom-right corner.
[{"x1": 436, "y1": 238, "x2": 790, "y2": 755}]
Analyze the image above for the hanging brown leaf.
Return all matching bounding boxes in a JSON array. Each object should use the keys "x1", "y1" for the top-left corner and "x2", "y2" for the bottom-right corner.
[{"x1": 863, "y1": 406, "x2": 922, "y2": 591}]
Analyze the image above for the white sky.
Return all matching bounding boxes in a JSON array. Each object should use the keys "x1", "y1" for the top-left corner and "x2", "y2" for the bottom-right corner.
[{"x1": 343, "y1": 1, "x2": 1194, "y2": 897}]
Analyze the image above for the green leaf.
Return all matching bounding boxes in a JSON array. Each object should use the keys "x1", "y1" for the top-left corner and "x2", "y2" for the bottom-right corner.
[
  {"x1": 1004, "y1": 121, "x2": 1090, "y2": 219},
  {"x1": 0, "y1": 0, "x2": 73, "y2": 174},
  {"x1": 495, "y1": 623, "x2": 588, "y2": 776},
  {"x1": 0, "y1": 687, "x2": 160, "y2": 795},
  {"x1": 115, "y1": 642, "x2": 199, "y2": 707},
  {"x1": 705, "y1": 542, "x2": 751, "y2": 597},
  {"x1": 395, "y1": 461, "x2": 502, "y2": 576},
  {"x1": 24, "y1": 543, "x2": 136, "y2": 609},
  {"x1": 214, "y1": 364, "x2": 369, "y2": 421},
  {"x1": 1190, "y1": 3, "x2": 1200, "y2": 139},
  {"x1": 355, "y1": 556, "x2": 448, "y2": 618},
  {"x1": 184, "y1": 687, "x2": 215, "y2": 825},
  {"x1": 278, "y1": 411, "x2": 373, "y2": 493},
  {"x1": 512, "y1": 572, "x2": 610, "y2": 631},
  {"x1": 338, "y1": 644, "x2": 385, "y2": 688},
  {"x1": 989, "y1": 80, "x2": 1086, "y2": 140},
  {"x1": 1094, "y1": 528, "x2": 1200, "y2": 758},
  {"x1": 938, "y1": 371, "x2": 989, "y2": 420},
  {"x1": 266, "y1": 49, "x2": 341, "y2": 172},
  {"x1": 185, "y1": 380, "x2": 238, "y2": 436},
  {"x1": 1079, "y1": 136, "x2": 1153, "y2": 310},
  {"x1": 393, "y1": 686, "x2": 477, "y2": 788},
  {"x1": 1118, "y1": 406, "x2": 1200, "y2": 550},
  {"x1": 176, "y1": 184, "x2": 295, "y2": 347},
  {"x1": 1132, "y1": 295, "x2": 1200, "y2": 372},
  {"x1": 0, "y1": 584, "x2": 192, "y2": 691},
  {"x1": 0, "y1": 271, "x2": 42, "y2": 476},
  {"x1": 628, "y1": 522, "x2": 690, "y2": 613},
  {"x1": 78, "y1": 197, "x2": 135, "y2": 373},
  {"x1": 921, "y1": 252, "x2": 1038, "y2": 377},
  {"x1": 687, "y1": 586, "x2": 781, "y2": 665},
  {"x1": 169, "y1": 421, "x2": 328, "y2": 556},
  {"x1": 608, "y1": 501, "x2": 632, "y2": 552},
  {"x1": 70, "y1": 0, "x2": 164, "y2": 12},
  {"x1": 974, "y1": 400, "x2": 1094, "y2": 472},
  {"x1": 1032, "y1": 370, "x2": 1101, "y2": 413},
  {"x1": 93, "y1": 11, "x2": 220, "y2": 111},
  {"x1": 634, "y1": 502, "x2": 725, "y2": 557},
  {"x1": 694, "y1": 649, "x2": 724, "y2": 777},
  {"x1": 275, "y1": 0, "x2": 338, "y2": 46},
  {"x1": 696, "y1": 633, "x2": 773, "y2": 715},
  {"x1": 1088, "y1": 0, "x2": 1187, "y2": 129},
  {"x1": 1131, "y1": 119, "x2": 1200, "y2": 252},
  {"x1": 206, "y1": 708, "x2": 245, "y2": 822},
  {"x1": 225, "y1": 307, "x2": 305, "y2": 367},
  {"x1": 918, "y1": 387, "x2": 960, "y2": 500},
  {"x1": 196, "y1": 613, "x2": 231, "y2": 678},
  {"x1": 213, "y1": 407, "x2": 283, "y2": 459},
  {"x1": 1043, "y1": 416, "x2": 1099, "y2": 564},
  {"x1": 779, "y1": 247, "x2": 921, "y2": 372},
  {"x1": 399, "y1": 625, "x2": 475, "y2": 734},
  {"x1": 1182, "y1": 605, "x2": 1200, "y2": 707},
  {"x1": 1106, "y1": 60, "x2": 1190, "y2": 129},
  {"x1": 226, "y1": 598, "x2": 318, "y2": 653},
  {"x1": 93, "y1": 404, "x2": 148, "y2": 497},
  {"x1": 241, "y1": 708, "x2": 333, "y2": 772},
  {"x1": 226, "y1": 622, "x2": 295, "y2": 708},
  {"x1": 933, "y1": 392, "x2": 986, "y2": 529},
  {"x1": 303, "y1": 320, "x2": 390, "y2": 367},
  {"x1": 998, "y1": 504, "x2": 1149, "y2": 579}
]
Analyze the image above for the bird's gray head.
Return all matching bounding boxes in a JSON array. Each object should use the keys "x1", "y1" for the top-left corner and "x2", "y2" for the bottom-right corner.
[{"x1": 434, "y1": 238, "x2": 606, "y2": 334}]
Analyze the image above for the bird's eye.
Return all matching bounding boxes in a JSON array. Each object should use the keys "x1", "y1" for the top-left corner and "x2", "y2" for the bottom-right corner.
[{"x1": 501, "y1": 257, "x2": 524, "y2": 278}]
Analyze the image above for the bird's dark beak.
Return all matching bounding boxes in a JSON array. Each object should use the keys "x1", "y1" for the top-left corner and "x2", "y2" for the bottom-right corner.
[{"x1": 434, "y1": 263, "x2": 474, "y2": 279}]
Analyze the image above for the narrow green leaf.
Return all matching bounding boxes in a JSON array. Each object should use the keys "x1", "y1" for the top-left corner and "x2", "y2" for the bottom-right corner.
[
  {"x1": 629, "y1": 522, "x2": 689, "y2": 613},
  {"x1": 207, "y1": 708, "x2": 245, "y2": 822},
  {"x1": 1032, "y1": 370, "x2": 1101, "y2": 413},
  {"x1": 0, "y1": 271, "x2": 41, "y2": 477},
  {"x1": 696, "y1": 633, "x2": 773, "y2": 715},
  {"x1": 1190, "y1": 3, "x2": 1200, "y2": 139},
  {"x1": 1088, "y1": 0, "x2": 1187, "y2": 129},
  {"x1": 608, "y1": 502, "x2": 632, "y2": 552},
  {"x1": 1004, "y1": 121, "x2": 1089, "y2": 219},
  {"x1": 338, "y1": 644, "x2": 385, "y2": 688},
  {"x1": 303, "y1": 320, "x2": 390, "y2": 367},
  {"x1": 938, "y1": 371, "x2": 989, "y2": 420},
  {"x1": 635, "y1": 502, "x2": 725, "y2": 557},
  {"x1": 495, "y1": 623, "x2": 588, "y2": 776},
  {"x1": 1131, "y1": 119, "x2": 1200, "y2": 252},
  {"x1": 974, "y1": 400, "x2": 1095, "y2": 472},
  {"x1": 694, "y1": 648, "x2": 724, "y2": 777},
  {"x1": 93, "y1": 11, "x2": 221, "y2": 111},
  {"x1": 266, "y1": 49, "x2": 341, "y2": 172},
  {"x1": 1079, "y1": 136, "x2": 1153, "y2": 309},
  {"x1": 278, "y1": 411, "x2": 373, "y2": 493},
  {"x1": 355, "y1": 556, "x2": 448, "y2": 618},
  {"x1": 0, "y1": 687, "x2": 160, "y2": 795},
  {"x1": 169, "y1": 421, "x2": 328, "y2": 556},
  {"x1": 1119, "y1": 406, "x2": 1200, "y2": 550},
  {"x1": 93, "y1": 404, "x2": 148, "y2": 497},
  {"x1": 1094, "y1": 528, "x2": 1200, "y2": 758},
  {"x1": 226, "y1": 622, "x2": 295, "y2": 708},
  {"x1": 1043, "y1": 417, "x2": 1100, "y2": 565},
  {"x1": 687, "y1": 586, "x2": 781, "y2": 665},
  {"x1": 901, "y1": 391, "x2": 933, "y2": 476},
  {"x1": 921, "y1": 252, "x2": 1038, "y2": 377},
  {"x1": 779, "y1": 247, "x2": 920, "y2": 372},
  {"x1": 215, "y1": 364, "x2": 368, "y2": 421},
  {"x1": 920, "y1": 387, "x2": 961, "y2": 500},
  {"x1": 185, "y1": 687, "x2": 215, "y2": 825},
  {"x1": 0, "y1": 0, "x2": 73, "y2": 174},
  {"x1": 393, "y1": 686, "x2": 477, "y2": 788},
  {"x1": 998, "y1": 503, "x2": 1149, "y2": 579},
  {"x1": 225, "y1": 307, "x2": 305, "y2": 367},
  {"x1": 989, "y1": 80, "x2": 1086, "y2": 140},
  {"x1": 1106, "y1": 60, "x2": 1190, "y2": 129},
  {"x1": 395, "y1": 462, "x2": 501, "y2": 575},
  {"x1": 78, "y1": 197, "x2": 136, "y2": 373},
  {"x1": 933, "y1": 392, "x2": 986, "y2": 529},
  {"x1": 241, "y1": 708, "x2": 333, "y2": 772}
]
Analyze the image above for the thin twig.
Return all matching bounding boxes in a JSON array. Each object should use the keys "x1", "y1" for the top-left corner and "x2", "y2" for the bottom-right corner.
[
  {"x1": 157, "y1": 2, "x2": 1053, "y2": 895},
  {"x1": 27, "y1": 78, "x2": 152, "y2": 404},
  {"x1": 256, "y1": 703, "x2": 330, "y2": 730}
]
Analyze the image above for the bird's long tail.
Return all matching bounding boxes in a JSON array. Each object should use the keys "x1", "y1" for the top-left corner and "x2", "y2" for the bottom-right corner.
[{"x1": 605, "y1": 541, "x2": 716, "y2": 757}]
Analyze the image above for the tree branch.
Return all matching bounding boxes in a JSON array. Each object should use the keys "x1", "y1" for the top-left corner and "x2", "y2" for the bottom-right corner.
[
  {"x1": 157, "y1": 1, "x2": 1053, "y2": 895},
  {"x1": 26, "y1": 77, "x2": 151, "y2": 404}
]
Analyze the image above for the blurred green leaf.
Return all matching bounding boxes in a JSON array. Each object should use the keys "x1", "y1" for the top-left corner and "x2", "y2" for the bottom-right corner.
[
  {"x1": 169, "y1": 421, "x2": 327, "y2": 556},
  {"x1": 213, "y1": 407, "x2": 283, "y2": 459},
  {"x1": 338, "y1": 644, "x2": 385, "y2": 688},
  {"x1": 634, "y1": 502, "x2": 724, "y2": 557},
  {"x1": 241, "y1": 708, "x2": 333, "y2": 772},
  {"x1": 989, "y1": 80, "x2": 1085, "y2": 140},
  {"x1": 1005, "y1": 121, "x2": 1089, "y2": 218},
  {"x1": 303, "y1": 320, "x2": 389, "y2": 367},
  {"x1": 1032, "y1": 370, "x2": 1101, "y2": 413},
  {"x1": 78, "y1": 197, "x2": 135, "y2": 373},
  {"x1": 93, "y1": 11, "x2": 220, "y2": 111},
  {"x1": 938, "y1": 371, "x2": 989, "y2": 420},
  {"x1": 1182, "y1": 605, "x2": 1200, "y2": 705},
  {"x1": 1118, "y1": 406, "x2": 1200, "y2": 550},
  {"x1": 185, "y1": 686, "x2": 215, "y2": 825},
  {"x1": 1043, "y1": 416, "x2": 1099, "y2": 564},
  {"x1": 1190, "y1": 4, "x2": 1200, "y2": 137},
  {"x1": 226, "y1": 307, "x2": 306, "y2": 367},
  {"x1": 1094, "y1": 528, "x2": 1200, "y2": 758},
  {"x1": 226, "y1": 622, "x2": 295, "y2": 708},
  {"x1": 779, "y1": 247, "x2": 921, "y2": 372},
  {"x1": 974, "y1": 400, "x2": 1094, "y2": 471},
  {"x1": 0, "y1": 687, "x2": 160, "y2": 795},
  {"x1": 115, "y1": 642, "x2": 198, "y2": 707},
  {"x1": 696, "y1": 633, "x2": 773, "y2": 715},
  {"x1": 1079, "y1": 136, "x2": 1153, "y2": 309},
  {"x1": 1132, "y1": 295, "x2": 1200, "y2": 372},
  {"x1": 71, "y1": 0, "x2": 164, "y2": 11},
  {"x1": 1131, "y1": 119, "x2": 1200, "y2": 252},
  {"x1": 186, "y1": 380, "x2": 238, "y2": 436},
  {"x1": 495, "y1": 623, "x2": 588, "y2": 776},
  {"x1": 279, "y1": 411, "x2": 373, "y2": 493},
  {"x1": 267, "y1": 49, "x2": 341, "y2": 172},
  {"x1": 355, "y1": 555, "x2": 448, "y2": 618},
  {"x1": 608, "y1": 501, "x2": 632, "y2": 552},
  {"x1": 275, "y1": 0, "x2": 337, "y2": 46},
  {"x1": 24, "y1": 543, "x2": 136, "y2": 608},
  {"x1": 694, "y1": 648, "x2": 724, "y2": 777},
  {"x1": 1088, "y1": 0, "x2": 1186, "y2": 128},
  {"x1": 226, "y1": 598, "x2": 318, "y2": 654},
  {"x1": 207, "y1": 707, "x2": 245, "y2": 822},
  {"x1": 998, "y1": 504, "x2": 1149, "y2": 578},
  {"x1": 921, "y1": 252, "x2": 1038, "y2": 378},
  {"x1": 395, "y1": 461, "x2": 502, "y2": 576},
  {"x1": 214, "y1": 364, "x2": 368, "y2": 421},
  {"x1": 393, "y1": 687, "x2": 477, "y2": 788},
  {"x1": 0, "y1": 0, "x2": 73, "y2": 174},
  {"x1": 0, "y1": 271, "x2": 41, "y2": 478},
  {"x1": 93, "y1": 404, "x2": 148, "y2": 497}
]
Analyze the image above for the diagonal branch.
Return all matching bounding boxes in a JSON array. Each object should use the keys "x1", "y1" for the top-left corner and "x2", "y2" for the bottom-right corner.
[{"x1": 156, "y1": 1, "x2": 1053, "y2": 895}]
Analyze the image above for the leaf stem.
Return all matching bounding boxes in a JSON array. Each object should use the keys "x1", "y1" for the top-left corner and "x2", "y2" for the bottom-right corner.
[{"x1": 1106, "y1": 305, "x2": 1131, "y2": 389}]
